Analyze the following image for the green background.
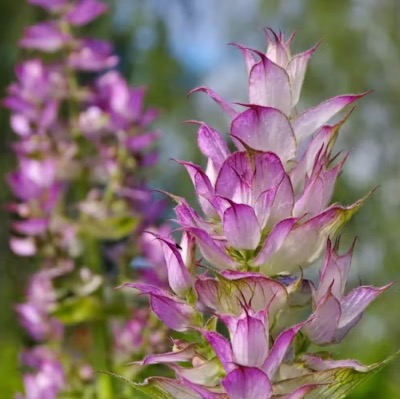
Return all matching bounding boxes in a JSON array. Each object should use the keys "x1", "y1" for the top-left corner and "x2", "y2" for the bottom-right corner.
[{"x1": 1, "y1": 0, "x2": 400, "y2": 397}]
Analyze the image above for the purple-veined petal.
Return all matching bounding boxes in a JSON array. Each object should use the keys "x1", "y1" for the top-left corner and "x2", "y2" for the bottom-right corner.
[
  {"x1": 123, "y1": 283, "x2": 195, "y2": 332},
  {"x1": 180, "y1": 232, "x2": 196, "y2": 274},
  {"x1": 286, "y1": 43, "x2": 319, "y2": 107},
  {"x1": 179, "y1": 161, "x2": 216, "y2": 218},
  {"x1": 281, "y1": 384, "x2": 319, "y2": 399},
  {"x1": 188, "y1": 228, "x2": 238, "y2": 270},
  {"x1": 215, "y1": 152, "x2": 253, "y2": 204},
  {"x1": 304, "y1": 291, "x2": 341, "y2": 345},
  {"x1": 231, "y1": 106, "x2": 296, "y2": 163},
  {"x1": 293, "y1": 176, "x2": 324, "y2": 218},
  {"x1": 292, "y1": 92, "x2": 368, "y2": 141},
  {"x1": 252, "y1": 152, "x2": 288, "y2": 199},
  {"x1": 249, "y1": 53, "x2": 292, "y2": 115},
  {"x1": 289, "y1": 112, "x2": 351, "y2": 192},
  {"x1": 220, "y1": 270, "x2": 288, "y2": 317},
  {"x1": 223, "y1": 203, "x2": 261, "y2": 250},
  {"x1": 149, "y1": 234, "x2": 193, "y2": 297},
  {"x1": 253, "y1": 218, "x2": 296, "y2": 267},
  {"x1": 196, "y1": 271, "x2": 287, "y2": 318},
  {"x1": 254, "y1": 188, "x2": 276, "y2": 230},
  {"x1": 201, "y1": 330, "x2": 235, "y2": 373},
  {"x1": 335, "y1": 284, "x2": 392, "y2": 342},
  {"x1": 139, "y1": 346, "x2": 195, "y2": 366},
  {"x1": 216, "y1": 152, "x2": 286, "y2": 202},
  {"x1": 222, "y1": 367, "x2": 272, "y2": 399},
  {"x1": 301, "y1": 354, "x2": 368, "y2": 372},
  {"x1": 230, "y1": 42, "x2": 258, "y2": 74},
  {"x1": 330, "y1": 238, "x2": 355, "y2": 289},
  {"x1": 195, "y1": 122, "x2": 230, "y2": 185},
  {"x1": 66, "y1": 0, "x2": 108, "y2": 26},
  {"x1": 173, "y1": 358, "x2": 221, "y2": 387},
  {"x1": 315, "y1": 241, "x2": 344, "y2": 303},
  {"x1": 189, "y1": 86, "x2": 238, "y2": 118},
  {"x1": 196, "y1": 122, "x2": 230, "y2": 172},
  {"x1": 268, "y1": 175, "x2": 295, "y2": 227},
  {"x1": 136, "y1": 377, "x2": 202, "y2": 399},
  {"x1": 319, "y1": 161, "x2": 344, "y2": 209},
  {"x1": 174, "y1": 199, "x2": 211, "y2": 231},
  {"x1": 179, "y1": 378, "x2": 227, "y2": 399},
  {"x1": 226, "y1": 312, "x2": 269, "y2": 367},
  {"x1": 258, "y1": 202, "x2": 364, "y2": 275},
  {"x1": 264, "y1": 29, "x2": 290, "y2": 68},
  {"x1": 262, "y1": 322, "x2": 304, "y2": 378}
]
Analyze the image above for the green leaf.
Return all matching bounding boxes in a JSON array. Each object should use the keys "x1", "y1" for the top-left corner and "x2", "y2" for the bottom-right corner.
[
  {"x1": 52, "y1": 296, "x2": 103, "y2": 324},
  {"x1": 274, "y1": 350, "x2": 400, "y2": 399}
]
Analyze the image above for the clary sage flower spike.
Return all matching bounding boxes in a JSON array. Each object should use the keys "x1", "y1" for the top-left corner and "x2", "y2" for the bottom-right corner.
[{"x1": 124, "y1": 29, "x2": 395, "y2": 399}]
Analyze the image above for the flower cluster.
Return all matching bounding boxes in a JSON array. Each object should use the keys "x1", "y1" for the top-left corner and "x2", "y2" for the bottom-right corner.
[
  {"x1": 125, "y1": 30, "x2": 391, "y2": 398},
  {"x1": 6, "y1": 1, "x2": 168, "y2": 397}
]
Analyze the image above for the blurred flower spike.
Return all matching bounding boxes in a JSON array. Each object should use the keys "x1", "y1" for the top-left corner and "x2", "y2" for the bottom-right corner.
[{"x1": 6, "y1": 0, "x2": 169, "y2": 398}]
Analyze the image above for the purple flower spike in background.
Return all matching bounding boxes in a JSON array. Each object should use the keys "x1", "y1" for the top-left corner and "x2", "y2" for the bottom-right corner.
[
  {"x1": 6, "y1": 0, "x2": 170, "y2": 398},
  {"x1": 122, "y1": 29, "x2": 398, "y2": 399}
]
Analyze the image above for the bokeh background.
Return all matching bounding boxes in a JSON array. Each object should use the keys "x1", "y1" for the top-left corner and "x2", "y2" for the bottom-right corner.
[{"x1": 1, "y1": 0, "x2": 400, "y2": 397}]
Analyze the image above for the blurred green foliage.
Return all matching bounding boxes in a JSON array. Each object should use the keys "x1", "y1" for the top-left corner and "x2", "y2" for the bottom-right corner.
[{"x1": 1, "y1": 0, "x2": 400, "y2": 398}]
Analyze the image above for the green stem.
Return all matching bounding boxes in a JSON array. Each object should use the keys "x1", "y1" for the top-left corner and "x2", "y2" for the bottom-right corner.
[{"x1": 84, "y1": 235, "x2": 115, "y2": 399}]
